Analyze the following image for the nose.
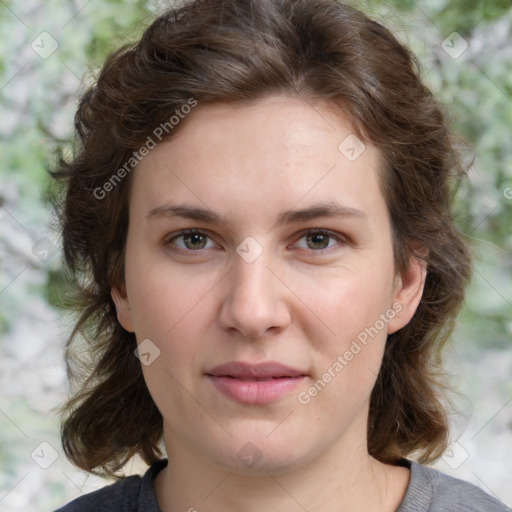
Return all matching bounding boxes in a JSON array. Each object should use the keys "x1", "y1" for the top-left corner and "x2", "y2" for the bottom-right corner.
[{"x1": 218, "y1": 250, "x2": 291, "y2": 340}]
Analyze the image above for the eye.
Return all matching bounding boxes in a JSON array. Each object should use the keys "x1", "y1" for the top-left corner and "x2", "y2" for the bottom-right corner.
[
  {"x1": 293, "y1": 229, "x2": 346, "y2": 252},
  {"x1": 165, "y1": 229, "x2": 217, "y2": 252}
]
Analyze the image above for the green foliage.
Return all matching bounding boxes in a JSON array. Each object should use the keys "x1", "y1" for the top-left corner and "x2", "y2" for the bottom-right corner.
[
  {"x1": 361, "y1": 0, "x2": 512, "y2": 347},
  {"x1": 371, "y1": 0, "x2": 511, "y2": 25}
]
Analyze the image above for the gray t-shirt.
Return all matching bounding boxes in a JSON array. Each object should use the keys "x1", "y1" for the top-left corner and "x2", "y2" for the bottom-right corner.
[{"x1": 55, "y1": 458, "x2": 510, "y2": 511}]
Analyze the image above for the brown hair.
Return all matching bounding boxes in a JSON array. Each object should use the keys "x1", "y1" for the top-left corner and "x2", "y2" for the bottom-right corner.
[{"x1": 52, "y1": 0, "x2": 472, "y2": 477}]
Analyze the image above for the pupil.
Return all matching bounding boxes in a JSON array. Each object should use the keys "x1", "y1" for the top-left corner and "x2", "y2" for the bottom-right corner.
[
  {"x1": 185, "y1": 233, "x2": 206, "y2": 249},
  {"x1": 308, "y1": 233, "x2": 328, "y2": 250}
]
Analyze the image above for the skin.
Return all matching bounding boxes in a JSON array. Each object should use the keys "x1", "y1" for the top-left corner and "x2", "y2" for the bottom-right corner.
[{"x1": 112, "y1": 95, "x2": 427, "y2": 512}]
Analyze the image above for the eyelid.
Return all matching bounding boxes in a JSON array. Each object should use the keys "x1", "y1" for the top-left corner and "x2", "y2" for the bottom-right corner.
[
  {"x1": 164, "y1": 227, "x2": 348, "y2": 254},
  {"x1": 164, "y1": 229, "x2": 219, "y2": 253},
  {"x1": 291, "y1": 228, "x2": 348, "y2": 252}
]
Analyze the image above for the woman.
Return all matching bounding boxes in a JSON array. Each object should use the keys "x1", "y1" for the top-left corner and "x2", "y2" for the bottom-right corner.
[{"x1": 52, "y1": 0, "x2": 509, "y2": 510}]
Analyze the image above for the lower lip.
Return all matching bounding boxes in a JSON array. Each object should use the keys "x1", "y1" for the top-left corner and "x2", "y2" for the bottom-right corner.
[{"x1": 207, "y1": 375, "x2": 305, "y2": 404}]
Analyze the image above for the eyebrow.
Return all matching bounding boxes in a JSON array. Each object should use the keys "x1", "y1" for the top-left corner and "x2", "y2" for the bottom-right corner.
[{"x1": 146, "y1": 200, "x2": 368, "y2": 227}]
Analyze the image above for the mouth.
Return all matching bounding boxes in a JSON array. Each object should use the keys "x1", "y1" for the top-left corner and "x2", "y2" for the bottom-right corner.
[
  {"x1": 206, "y1": 361, "x2": 306, "y2": 379},
  {"x1": 205, "y1": 361, "x2": 307, "y2": 404}
]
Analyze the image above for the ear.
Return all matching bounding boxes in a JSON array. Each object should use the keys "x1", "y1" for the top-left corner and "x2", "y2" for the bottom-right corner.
[
  {"x1": 111, "y1": 283, "x2": 135, "y2": 333},
  {"x1": 387, "y1": 251, "x2": 428, "y2": 335}
]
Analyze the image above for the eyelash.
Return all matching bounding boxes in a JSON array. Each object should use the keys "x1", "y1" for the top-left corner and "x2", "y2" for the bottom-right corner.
[{"x1": 164, "y1": 228, "x2": 347, "y2": 256}]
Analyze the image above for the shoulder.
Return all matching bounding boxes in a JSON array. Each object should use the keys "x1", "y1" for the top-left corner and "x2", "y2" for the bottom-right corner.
[
  {"x1": 397, "y1": 460, "x2": 510, "y2": 512},
  {"x1": 53, "y1": 475, "x2": 143, "y2": 512},
  {"x1": 53, "y1": 460, "x2": 167, "y2": 512}
]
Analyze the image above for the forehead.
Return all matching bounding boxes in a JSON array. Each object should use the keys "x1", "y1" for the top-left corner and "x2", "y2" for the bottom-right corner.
[
  {"x1": 130, "y1": 95, "x2": 386, "y2": 227},
  {"x1": 153, "y1": 96, "x2": 368, "y2": 167}
]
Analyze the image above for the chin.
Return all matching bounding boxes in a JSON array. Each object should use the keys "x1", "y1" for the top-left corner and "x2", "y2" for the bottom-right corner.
[
  {"x1": 203, "y1": 430, "x2": 320, "y2": 476},
  {"x1": 223, "y1": 448, "x2": 308, "y2": 476}
]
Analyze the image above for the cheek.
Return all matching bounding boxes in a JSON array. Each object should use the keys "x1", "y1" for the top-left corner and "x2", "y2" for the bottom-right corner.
[
  {"x1": 291, "y1": 264, "x2": 394, "y2": 405},
  {"x1": 125, "y1": 250, "x2": 219, "y2": 341},
  {"x1": 300, "y1": 281, "x2": 390, "y2": 425},
  {"x1": 129, "y1": 270, "x2": 218, "y2": 413},
  {"x1": 124, "y1": 251, "x2": 233, "y2": 372},
  {"x1": 293, "y1": 266, "x2": 395, "y2": 345}
]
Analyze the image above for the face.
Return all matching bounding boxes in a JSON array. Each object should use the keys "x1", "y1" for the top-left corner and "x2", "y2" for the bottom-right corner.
[{"x1": 112, "y1": 95, "x2": 426, "y2": 474}]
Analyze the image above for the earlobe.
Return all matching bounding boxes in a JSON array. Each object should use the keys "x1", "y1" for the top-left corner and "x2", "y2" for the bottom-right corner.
[
  {"x1": 111, "y1": 284, "x2": 135, "y2": 333},
  {"x1": 387, "y1": 254, "x2": 427, "y2": 335}
]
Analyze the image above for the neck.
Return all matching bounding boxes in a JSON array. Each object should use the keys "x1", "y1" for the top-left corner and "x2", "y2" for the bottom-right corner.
[{"x1": 154, "y1": 423, "x2": 410, "y2": 512}]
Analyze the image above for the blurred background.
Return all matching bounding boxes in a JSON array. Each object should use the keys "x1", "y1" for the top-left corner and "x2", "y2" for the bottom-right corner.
[{"x1": 0, "y1": 0, "x2": 511, "y2": 510}]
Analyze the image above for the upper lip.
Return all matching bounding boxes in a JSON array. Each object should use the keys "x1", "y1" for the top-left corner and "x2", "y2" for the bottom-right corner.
[{"x1": 206, "y1": 361, "x2": 306, "y2": 379}]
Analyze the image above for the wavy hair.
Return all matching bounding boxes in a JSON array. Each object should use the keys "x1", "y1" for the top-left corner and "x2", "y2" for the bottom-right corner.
[{"x1": 52, "y1": 0, "x2": 472, "y2": 477}]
